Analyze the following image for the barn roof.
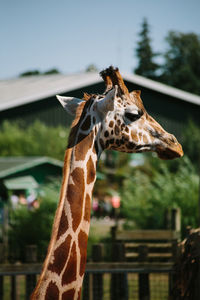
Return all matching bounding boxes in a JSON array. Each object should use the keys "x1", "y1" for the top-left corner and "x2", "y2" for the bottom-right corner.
[
  {"x1": 0, "y1": 156, "x2": 63, "y2": 178},
  {"x1": 0, "y1": 156, "x2": 105, "y2": 180},
  {"x1": 0, "y1": 72, "x2": 200, "y2": 112}
]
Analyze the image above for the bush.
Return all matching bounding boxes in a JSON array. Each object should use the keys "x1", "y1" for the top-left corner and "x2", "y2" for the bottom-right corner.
[
  {"x1": 182, "y1": 120, "x2": 200, "y2": 168},
  {"x1": 9, "y1": 180, "x2": 60, "y2": 261},
  {"x1": 0, "y1": 120, "x2": 69, "y2": 160},
  {"x1": 120, "y1": 155, "x2": 199, "y2": 232}
]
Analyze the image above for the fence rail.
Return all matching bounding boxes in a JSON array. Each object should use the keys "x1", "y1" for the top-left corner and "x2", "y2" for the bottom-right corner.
[{"x1": 0, "y1": 262, "x2": 174, "y2": 300}]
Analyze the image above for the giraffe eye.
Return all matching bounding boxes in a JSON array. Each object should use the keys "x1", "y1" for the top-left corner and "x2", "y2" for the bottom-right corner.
[{"x1": 124, "y1": 111, "x2": 142, "y2": 122}]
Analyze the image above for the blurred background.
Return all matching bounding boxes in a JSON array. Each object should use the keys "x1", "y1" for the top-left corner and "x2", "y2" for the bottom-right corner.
[{"x1": 0, "y1": 0, "x2": 200, "y2": 299}]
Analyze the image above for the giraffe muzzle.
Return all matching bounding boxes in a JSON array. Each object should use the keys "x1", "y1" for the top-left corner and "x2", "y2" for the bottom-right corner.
[{"x1": 156, "y1": 140, "x2": 184, "y2": 160}]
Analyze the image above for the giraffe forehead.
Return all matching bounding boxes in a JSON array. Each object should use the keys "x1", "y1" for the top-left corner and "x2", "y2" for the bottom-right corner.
[{"x1": 115, "y1": 94, "x2": 141, "y2": 111}]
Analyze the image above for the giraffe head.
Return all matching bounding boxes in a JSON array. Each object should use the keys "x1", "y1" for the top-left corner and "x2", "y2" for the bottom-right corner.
[{"x1": 57, "y1": 66, "x2": 183, "y2": 160}]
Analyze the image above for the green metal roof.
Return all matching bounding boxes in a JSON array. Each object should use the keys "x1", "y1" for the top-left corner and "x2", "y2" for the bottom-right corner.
[
  {"x1": 0, "y1": 156, "x2": 104, "y2": 180},
  {"x1": 0, "y1": 156, "x2": 63, "y2": 178},
  {"x1": 3, "y1": 176, "x2": 38, "y2": 190}
]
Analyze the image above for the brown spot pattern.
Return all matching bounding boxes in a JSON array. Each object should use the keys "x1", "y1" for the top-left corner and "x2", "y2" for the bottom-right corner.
[
  {"x1": 45, "y1": 281, "x2": 59, "y2": 300},
  {"x1": 125, "y1": 127, "x2": 129, "y2": 133},
  {"x1": 104, "y1": 130, "x2": 109, "y2": 138},
  {"x1": 78, "y1": 230, "x2": 88, "y2": 276},
  {"x1": 123, "y1": 134, "x2": 129, "y2": 142},
  {"x1": 109, "y1": 120, "x2": 114, "y2": 128},
  {"x1": 57, "y1": 210, "x2": 68, "y2": 240},
  {"x1": 117, "y1": 119, "x2": 121, "y2": 126},
  {"x1": 62, "y1": 242, "x2": 77, "y2": 285},
  {"x1": 67, "y1": 167, "x2": 85, "y2": 231},
  {"x1": 75, "y1": 131, "x2": 94, "y2": 161},
  {"x1": 127, "y1": 142, "x2": 135, "y2": 150},
  {"x1": 62, "y1": 289, "x2": 75, "y2": 300},
  {"x1": 48, "y1": 235, "x2": 72, "y2": 275},
  {"x1": 114, "y1": 125, "x2": 120, "y2": 135},
  {"x1": 100, "y1": 138, "x2": 104, "y2": 149},
  {"x1": 84, "y1": 194, "x2": 91, "y2": 222},
  {"x1": 105, "y1": 140, "x2": 110, "y2": 148},
  {"x1": 81, "y1": 116, "x2": 91, "y2": 131},
  {"x1": 87, "y1": 156, "x2": 96, "y2": 184}
]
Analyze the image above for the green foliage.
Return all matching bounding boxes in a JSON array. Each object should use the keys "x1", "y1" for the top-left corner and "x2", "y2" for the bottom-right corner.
[
  {"x1": 85, "y1": 64, "x2": 98, "y2": 72},
  {"x1": 43, "y1": 68, "x2": 61, "y2": 75},
  {"x1": 134, "y1": 21, "x2": 200, "y2": 95},
  {"x1": 181, "y1": 120, "x2": 200, "y2": 168},
  {"x1": 19, "y1": 68, "x2": 60, "y2": 77},
  {"x1": 0, "y1": 120, "x2": 69, "y2": 160},
  {"x1": 9, "y1": 179, "x2": 60, "y2": 261},
  {"x1": 120, "y1": 155, "x2": 199, "y2": 232},
  {"x1": 161, "y1": 31, "x2": 200, "y2": 94},
  {"x1": 134, "y1": 18, "x2": 160, "y2": 80}
]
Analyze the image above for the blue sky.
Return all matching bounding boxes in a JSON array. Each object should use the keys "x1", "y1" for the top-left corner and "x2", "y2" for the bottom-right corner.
[{"x1": 1, "y1": 0, "x2": 200, "y2": 79}]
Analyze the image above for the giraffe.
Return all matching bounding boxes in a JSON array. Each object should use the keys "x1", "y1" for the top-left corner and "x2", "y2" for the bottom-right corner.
[{"x1": 31, "y1": 66, "x2": 183, "y2": 300}]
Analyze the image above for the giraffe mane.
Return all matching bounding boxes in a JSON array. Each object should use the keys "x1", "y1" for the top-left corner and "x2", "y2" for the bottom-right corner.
[{"x1": 68, "y1": 94, "x2": 95, "y2": 148}]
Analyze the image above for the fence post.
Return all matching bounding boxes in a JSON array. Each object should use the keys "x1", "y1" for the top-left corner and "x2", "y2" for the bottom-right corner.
[
  {"x1": 110, "y1": 242, "x2": 128, "y2": 300},
  {"x1": 0, "y1": 276, "x2": 3, "y2": 300},
  {"x1": 0, "y1": 243, "x2": 4, "y2": 299},
  {"x1": 171, "y1": 208, "x2": 181, "y2": 233},
  {"x1": 11, "y1": 275, "x2": 17, "y2": 300},
  {"x1": 92, "y1": 244, "x2": 103, "y2": 300},
  {"x1": 82, "y1": 272, "x2": 92, "y2": 300},
  {"x1": 25, "y1": 245, "x2": 37, "y2": 300},
  {"x1": 138, "y1": 245, "x2": 150, "y2": 300}
]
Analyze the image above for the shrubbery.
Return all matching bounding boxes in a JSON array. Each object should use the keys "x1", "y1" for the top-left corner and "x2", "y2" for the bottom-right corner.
[
  {"x1": 0, "y1": 120, "x2": 69, "y2": 160},
  {"x1": 120, "y1": 155, "x2": 199, "y2": 232},
  {"x1": 9, "y1": 180, "x2": 60, "y2": 261},
  {"x1": 2, "y1": 119, "x2": 200, "y2": 260}
]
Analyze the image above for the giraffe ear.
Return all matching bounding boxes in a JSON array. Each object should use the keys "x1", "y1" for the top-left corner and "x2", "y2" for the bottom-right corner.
[
  {"x1": 97, "y1": 86, "x2": 118, "y2": 114},
  {"x1": 56, "y1": 95, "x2": 84, "y2": 115}
]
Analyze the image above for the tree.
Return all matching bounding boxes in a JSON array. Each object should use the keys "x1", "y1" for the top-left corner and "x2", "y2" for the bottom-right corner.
[
  {"x1": 161, "y1": 31, "x2": 200, "y2": 94},
  {"x1": 19, "y1": 68, "x2": 60, "y2": 77},
  {"x1": 85, "y1": 64, "x2": 98, "y2": 72},
  {"x1": 134, "y1": 18, "x2": 160, "y2": 80},
  {"x1": 43, "y1": 68, "x2": 60, "y2": 75},
  {"x1": 20, "y1": 70, "x2": 41, "y2": 77}
]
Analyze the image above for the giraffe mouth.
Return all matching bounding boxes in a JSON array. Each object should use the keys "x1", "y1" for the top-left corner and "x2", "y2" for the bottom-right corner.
[{"x1": 156, "y1": 143, "x2": 184, "y2": 160}]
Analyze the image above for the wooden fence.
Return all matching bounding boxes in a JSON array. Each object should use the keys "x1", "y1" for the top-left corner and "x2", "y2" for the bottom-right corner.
[
  {"x1": 0, "y1": 261, "x2": 173, "y2": 300},
  {"x1": 0, "y1": 243, "x2": 174, "y2": 300}
]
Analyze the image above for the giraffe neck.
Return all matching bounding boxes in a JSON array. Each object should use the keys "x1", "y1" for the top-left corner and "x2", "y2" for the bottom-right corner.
[{"x1": 31, "y1": 129, "x2": 98, "y2": 300}]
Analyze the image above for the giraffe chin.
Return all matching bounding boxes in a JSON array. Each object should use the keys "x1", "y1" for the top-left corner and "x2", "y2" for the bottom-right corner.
[{"x1": 156, "y1": 144, "x2": 184, "y2": 160}]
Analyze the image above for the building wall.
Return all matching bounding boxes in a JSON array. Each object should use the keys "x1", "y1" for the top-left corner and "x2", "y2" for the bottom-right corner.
[
  {"x1": 0, "y1": 82, "x2": 105, "y2": 128},
  {"x1": 0, "y1": 81, "x2": 199, "y2": 140}
]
